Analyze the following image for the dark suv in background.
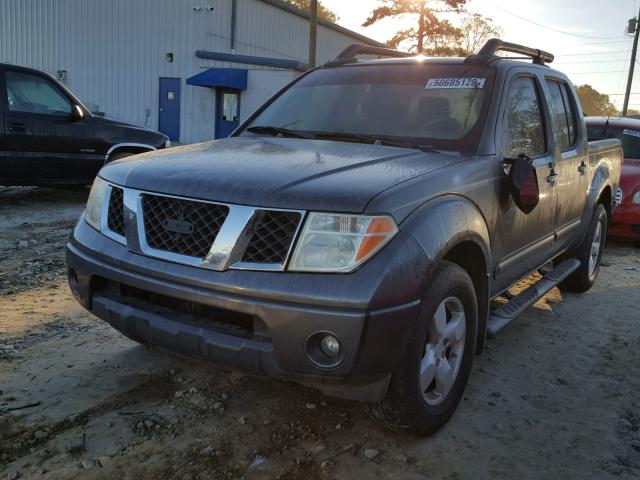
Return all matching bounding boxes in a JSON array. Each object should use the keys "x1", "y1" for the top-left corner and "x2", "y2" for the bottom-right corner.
[{"x1": 0, "y1": 63, "x2": 169, "y2": 186}]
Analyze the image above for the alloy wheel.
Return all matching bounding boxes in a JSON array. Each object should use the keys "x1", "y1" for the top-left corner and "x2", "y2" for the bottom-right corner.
[
  {"x1": 589, "y1": 220, "x2": 602, "y2": 276},
  {"x1": 420, "y1": 296, "x2": 466, "y2": 406}
]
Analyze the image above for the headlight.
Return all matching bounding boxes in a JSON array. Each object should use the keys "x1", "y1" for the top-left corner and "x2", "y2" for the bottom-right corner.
[
  {"x1": 84, "y1": 177, "x2": 108, "y2": 231},
  {"x1": 289, "y1": 213, "x2": 398, "y2": 272},
  {"x1": 633, "y1": 191, "x2": 640, "y2": 204}
]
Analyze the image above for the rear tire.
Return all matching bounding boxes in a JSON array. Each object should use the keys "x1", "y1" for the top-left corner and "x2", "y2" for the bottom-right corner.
[
  {"x1": 368, "y1": 261, "x2": 477, "y2": 436},
  {"x1": 559, "y1": 203, "x2": 607, "y2": 293}
]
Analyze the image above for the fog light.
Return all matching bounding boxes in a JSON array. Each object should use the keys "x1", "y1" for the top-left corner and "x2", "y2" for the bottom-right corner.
[
  {"x1": 305, "y1": 331, "x2": 344, "y2": 368},
  {"x1": 320, "y1": 335, "x2": 341, "y2": 358}
]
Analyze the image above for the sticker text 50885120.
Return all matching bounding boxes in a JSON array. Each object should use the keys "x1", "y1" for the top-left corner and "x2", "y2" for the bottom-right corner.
[{"x1": 426, "y1": 78, "x2": 486, "y2": 89}]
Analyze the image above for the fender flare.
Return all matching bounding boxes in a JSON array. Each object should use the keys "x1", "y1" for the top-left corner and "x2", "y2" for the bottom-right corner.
[
  {"x1": 401, "y1": 194, "x2": 492, "y2": 350},
  {"x1": 585, "y1": 159, "x2": 613, "y2": 234},
  {"x1": 588, "y1": 159, "x2": 611, "y2": 201}
]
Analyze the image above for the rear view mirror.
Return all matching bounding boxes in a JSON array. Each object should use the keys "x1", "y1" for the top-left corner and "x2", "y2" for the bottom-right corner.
[
  {"x1": 71, "y1": 104, "x2": 84, "y2": 121},
  {"x1": 505, "y1": 155, "x2": 539, "y2": 214}
]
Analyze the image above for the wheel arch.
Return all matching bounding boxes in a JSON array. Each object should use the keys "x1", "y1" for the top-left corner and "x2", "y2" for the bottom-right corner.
[
  {"x1": 588, "y1": 158, "x2": 614, "y2": 215},
  {"x1": 105, "y1": 143, "x2": 157, "y2": 162},
  {"x1": 597, "y1": 184, "x2": 612, "y2": 220},
  {"x1": 402, "y1": 195, "x2": 492, "y2": 354}
]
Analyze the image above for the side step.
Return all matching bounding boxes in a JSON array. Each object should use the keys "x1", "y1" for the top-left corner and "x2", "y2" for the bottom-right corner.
[{"x1": 486, "y1": 258, "x2": 580, "y2": 338}]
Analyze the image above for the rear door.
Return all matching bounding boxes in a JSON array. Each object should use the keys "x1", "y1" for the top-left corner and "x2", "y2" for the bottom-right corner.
[
  {"x1": 494, "y1": 72, "x2": 559, "y2": 289},
  {"x1": 2, "y1": 68, "x2": 99, "y2": 183},
  {"x1": 543, "y1": 78, "x2": 587, "y2": 250}
]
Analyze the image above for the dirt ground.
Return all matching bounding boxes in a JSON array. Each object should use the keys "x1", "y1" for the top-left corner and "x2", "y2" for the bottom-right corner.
[{"x1": 1, "y1": 186, "x2": 639, "y2": 480}]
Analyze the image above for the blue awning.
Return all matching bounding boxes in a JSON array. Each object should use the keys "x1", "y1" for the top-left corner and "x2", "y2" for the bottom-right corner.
[{"x1": 186, "y1": 68, "x2": 248, "y2": 90}]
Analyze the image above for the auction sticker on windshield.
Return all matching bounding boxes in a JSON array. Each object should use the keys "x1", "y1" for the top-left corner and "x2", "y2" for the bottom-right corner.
[
  {"x1": 623, "y1": 129, "x2": 640, "y2": 138},
  {"x1": 426, "y1": 78, "x2": 485, "y2": 89}
]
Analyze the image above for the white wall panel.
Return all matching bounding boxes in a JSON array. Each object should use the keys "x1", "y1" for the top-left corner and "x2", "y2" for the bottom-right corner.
[{"x1": 0, "y1": 0, "x2": 380, "y2": 143}]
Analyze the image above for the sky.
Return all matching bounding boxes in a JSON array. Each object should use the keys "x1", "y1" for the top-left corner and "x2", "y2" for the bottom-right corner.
[{"x1": 321, "y1": 0, "x2": 640, "y2": 110}]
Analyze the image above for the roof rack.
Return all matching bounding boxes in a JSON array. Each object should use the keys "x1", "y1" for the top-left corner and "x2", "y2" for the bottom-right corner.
[
  {"x1": 465, "y1": 38, "x2": 554, "y2": 66},
  {"x1": 325, "y1": 44, "x2": 412, "y2": 66}
]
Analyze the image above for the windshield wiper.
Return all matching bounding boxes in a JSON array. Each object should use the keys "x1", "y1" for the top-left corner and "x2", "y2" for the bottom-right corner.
[
  {"x1": 247, "y1": 127, "x2": 437, "y2": 152},
  {"x1": 312, "y1": 132, "x2": 437, "y2": 152},
  {"x1": 246, "y1": 126, "x2": 316, "y2": 139}
]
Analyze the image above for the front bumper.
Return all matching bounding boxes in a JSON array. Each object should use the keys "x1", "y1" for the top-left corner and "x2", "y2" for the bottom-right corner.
[
  {"x1": 611, "y1": 202, "x2": 640, "y2": 239},
  {"x1": 66, "y1": 220, "x2": 427, "y2": 401}
]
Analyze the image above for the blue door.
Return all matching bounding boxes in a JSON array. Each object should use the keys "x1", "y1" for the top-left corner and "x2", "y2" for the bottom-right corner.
[
  {"x1": 215, "y1": 88, "x2": 241, "y2": 139},
  {"x1": 159, "y1": 78, "x2": 181, "y2": 142}
]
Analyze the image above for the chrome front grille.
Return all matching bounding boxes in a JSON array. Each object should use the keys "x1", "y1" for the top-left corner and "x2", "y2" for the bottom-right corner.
[
  {"x1": 141, "y1": 194, "x2": 229, "y2": 259},
  {"x1": 102, "y1": 184, "x2": 304, "y2": 271}
]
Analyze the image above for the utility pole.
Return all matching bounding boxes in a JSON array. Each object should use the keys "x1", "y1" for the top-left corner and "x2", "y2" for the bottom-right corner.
[
  {"x1": 308, "y1": 0, "x2": 318, "y2": 68},
  {"x1": 623, "y1": 10, "x2": 640, "y2": 116}
]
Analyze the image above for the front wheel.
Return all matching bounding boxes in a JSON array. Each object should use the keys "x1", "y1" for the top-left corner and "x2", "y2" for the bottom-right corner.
[
  {"x1": 560, "y1": 203, "x2": 607, "y2": 293},
  {"x1": 368, "y1": 261, "x2": 477, "y2": 436}
]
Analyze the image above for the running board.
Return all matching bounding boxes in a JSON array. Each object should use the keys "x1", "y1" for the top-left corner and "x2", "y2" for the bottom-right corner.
[{"x1": 487, "y1": 258, "x2": 580, "y2": 338}]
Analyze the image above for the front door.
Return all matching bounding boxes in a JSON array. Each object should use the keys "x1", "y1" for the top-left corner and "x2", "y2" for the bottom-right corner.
[
  {"x1": 159, "y1": 78, "x2": 181, "y2": 142},
  {"x1": 494, "y1": 74, "x2": 559, "y2": 291},
  {"x1": 1, "y1": 68, "x2": 99, "y2": 183},
  {"x1": 215, "y1": 89, "x2": 240, "y2": 139}
]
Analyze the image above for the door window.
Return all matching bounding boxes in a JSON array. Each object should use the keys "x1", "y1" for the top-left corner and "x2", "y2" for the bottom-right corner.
[
  {"x1": 545, "y1": 79, "x2": 578, "y2": 150},
  {"x1": 560, "y1": 83, "x2": 578, "y2": 146},
  {"x1": 222, "y1": 93, "x2": 239, "y2": 122},
  {"x1": 5, "y1": 71, "x2": 72, "y2": 116},
  {"x1": 505, "y1": 77, "x2": 546, "y2": 157}
]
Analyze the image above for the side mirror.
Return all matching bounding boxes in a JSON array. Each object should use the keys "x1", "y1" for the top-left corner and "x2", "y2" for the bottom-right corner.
[
  {"x1": 504, "y1": 155, "x2": 539, "y2": 214},
  {"x1": 70, "y1": 104, "x2": 84, "y2": 121}
]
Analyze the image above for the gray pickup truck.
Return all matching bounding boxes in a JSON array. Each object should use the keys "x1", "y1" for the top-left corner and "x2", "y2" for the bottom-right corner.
[{"x1": 66, "y1": 40, "x2": 622, "y2": 435}]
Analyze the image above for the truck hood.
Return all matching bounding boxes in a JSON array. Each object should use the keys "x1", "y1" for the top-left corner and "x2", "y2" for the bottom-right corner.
[
  {"x1": 93, "y1": 116, "x2": 160, "y2": 134},
  {"x1": 99, "y1": 136, "x2": 463, "y2": 212}
]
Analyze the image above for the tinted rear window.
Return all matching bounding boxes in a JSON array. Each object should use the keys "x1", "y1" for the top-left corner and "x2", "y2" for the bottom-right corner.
[{"x1": 587, "y1": 124, "x2": 640, "y2": 159}]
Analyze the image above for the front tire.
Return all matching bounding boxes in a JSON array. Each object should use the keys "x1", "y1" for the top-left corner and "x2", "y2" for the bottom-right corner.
[
  {"x1": 368, "y1": 261, "x2": 477, "y2": 436},
  {"x1": 560, "y1": 203, "x2": 607, "y2": 293}
]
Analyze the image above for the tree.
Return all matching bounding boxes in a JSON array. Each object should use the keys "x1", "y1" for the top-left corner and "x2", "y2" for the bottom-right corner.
[
  {"x1": 418, "y1": 13, "x2": 501, "y2": 57},
  {"x1": 362, "y1": 0, "x2": 467, "y2": 54},
  {"x1": 575, "y1": 85, "x2": 618, "y2": 116},
  {"x1": 458, "y1": 13, "x2": 501, "y2": 55},
  {"x1": 283, "y1": 0, "x2": 338, "y2": 23}
]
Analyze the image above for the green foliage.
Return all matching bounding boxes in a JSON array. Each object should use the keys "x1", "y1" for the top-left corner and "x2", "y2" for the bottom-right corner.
[
  {"x1": 282, "y1": 0, "x2": 338, "y2": 23},
  {"x1": 575, "y1": 85, "x2": 618, "y2": 116}
]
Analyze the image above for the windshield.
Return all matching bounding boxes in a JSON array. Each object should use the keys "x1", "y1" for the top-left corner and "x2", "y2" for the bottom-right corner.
[
  {"x1": 587, "y1": 124, "x2": 640, "y2": 159},
  {"x1": 240, "y1": 63, "x2": 495, "y2": 151}
]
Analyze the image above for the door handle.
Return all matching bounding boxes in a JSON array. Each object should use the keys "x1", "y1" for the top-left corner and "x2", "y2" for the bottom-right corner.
[
  {"x1": 8, "y1": 122, "x2": 26, "y2": 133},
  {"x1": 578, "y1": 161, "x2": 587, "y2": 175},
  {"x1": 546, "y1": 170, "x2": 559, "y2": 184}
]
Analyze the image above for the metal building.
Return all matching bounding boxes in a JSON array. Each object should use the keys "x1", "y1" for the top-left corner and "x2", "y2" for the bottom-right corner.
[{"x1": 0, "y1": 0, "x2": 382, "y2": 143}]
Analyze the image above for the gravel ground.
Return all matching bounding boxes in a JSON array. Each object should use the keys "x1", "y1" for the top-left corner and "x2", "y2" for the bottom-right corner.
[{"x1": 1, "y1": 187, "x2": 639, "y2": 480}]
